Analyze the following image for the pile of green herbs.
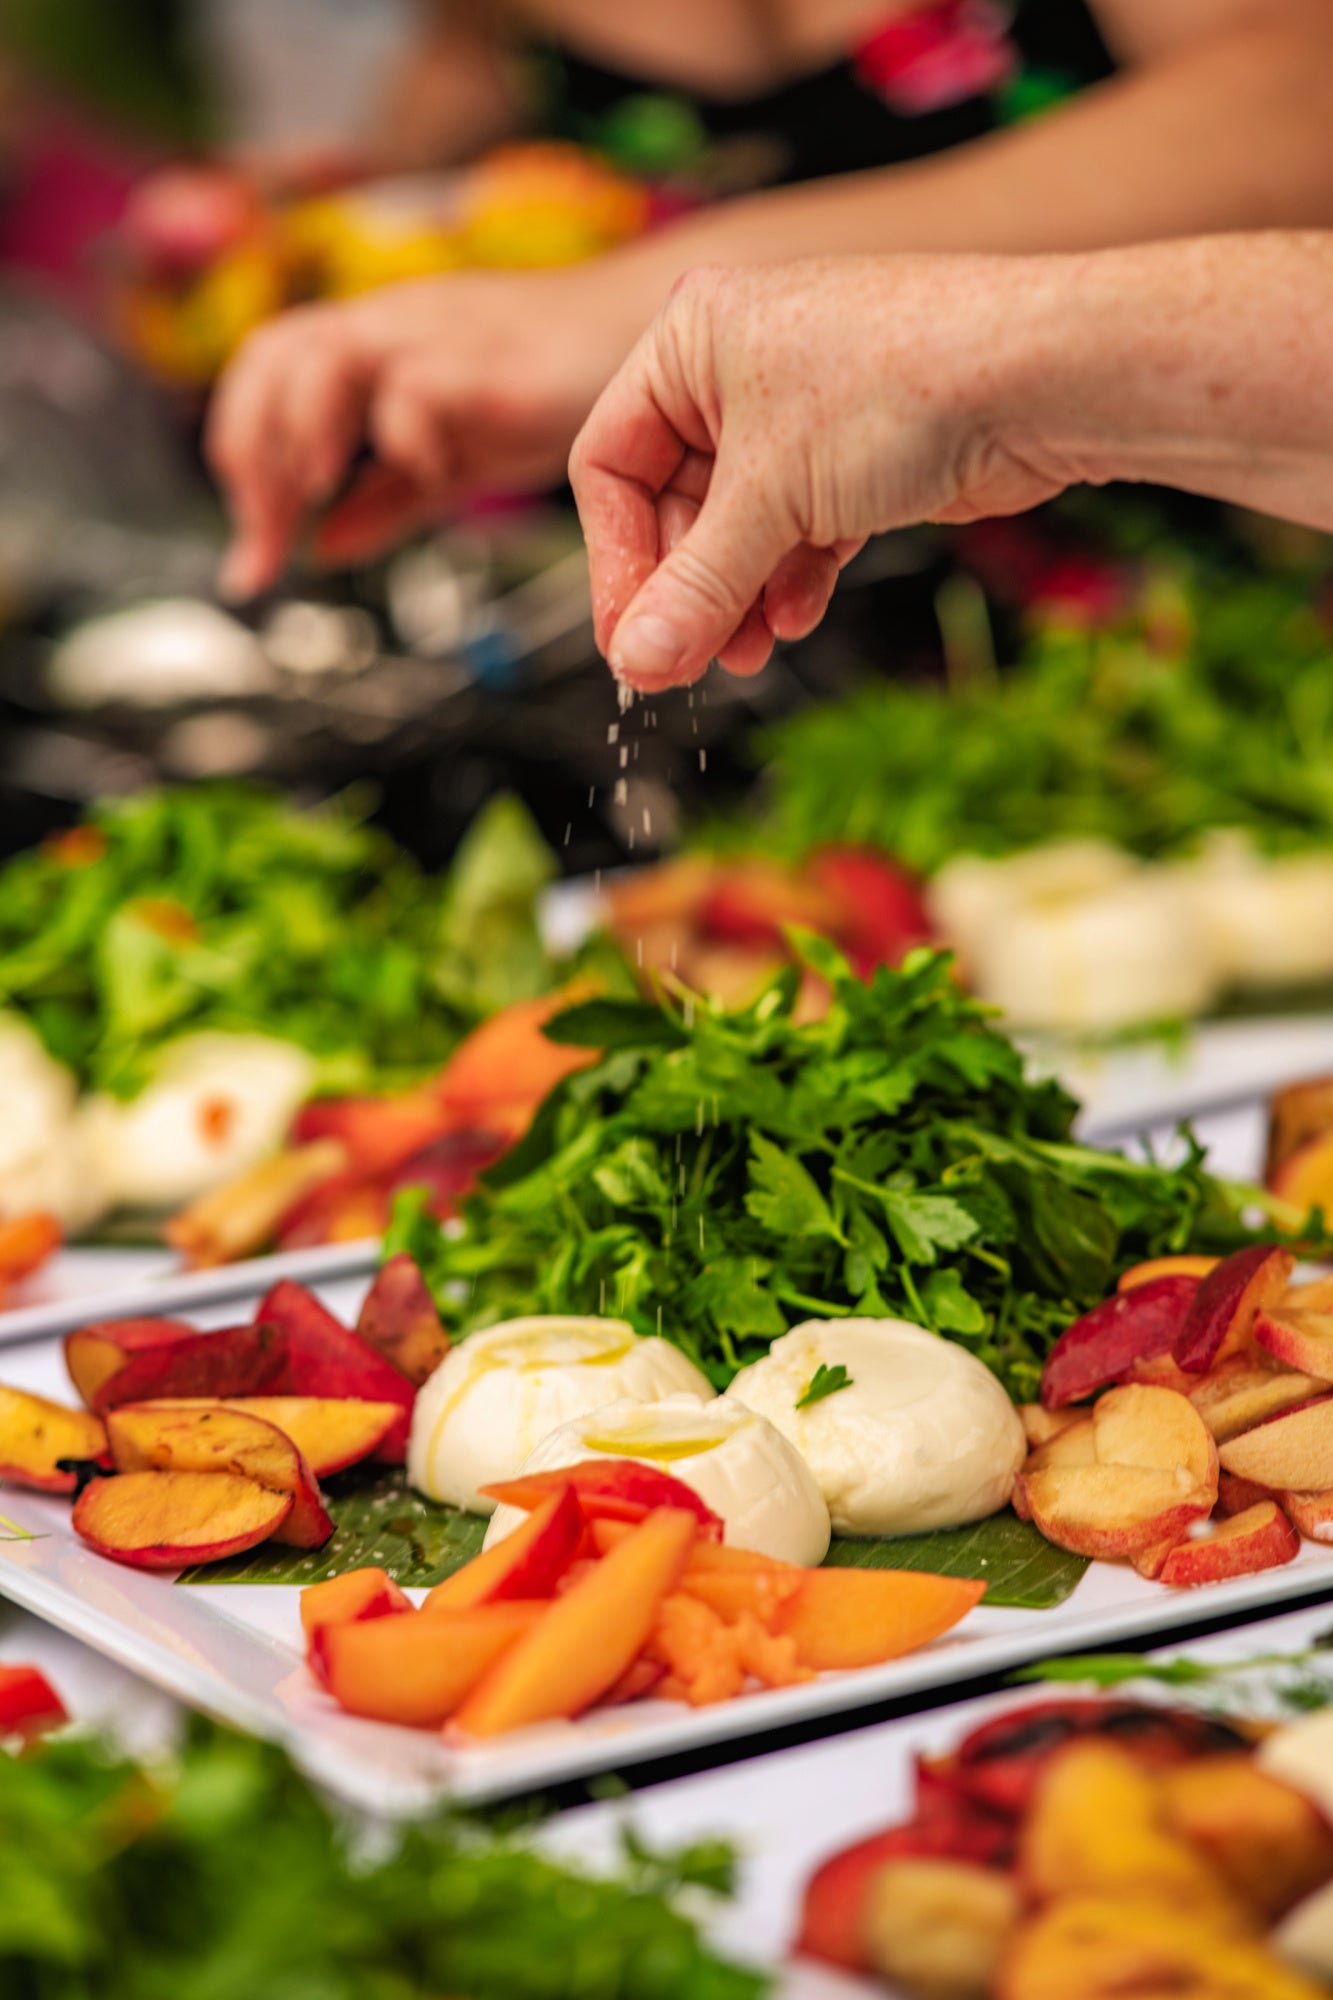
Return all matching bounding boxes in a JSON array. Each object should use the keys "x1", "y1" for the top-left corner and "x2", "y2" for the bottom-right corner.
[
  {"x1": 0, "y1": 783, "x2": 563, "y2": 1098},
  {"x1": 389, "y1": 941, "x2": 1292, "y2": 1405},
  {"x1": 741, "y1": 572, "x2": 1333, "y2": 873},
  {"x1": 0, "y1": 1716, "x2": 763, "y2": 2000}
]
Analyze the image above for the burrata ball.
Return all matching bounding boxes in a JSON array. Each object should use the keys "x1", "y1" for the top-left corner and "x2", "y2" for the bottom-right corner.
[
  {"x1": 409, "y1": 1317, "x2": 711, "y2": 1513},
  {"x1": 482, "y1": 1390, "x2": 831, "y2": 1564},
  {"x1": 725, "y1": 1318, "x2": 1025, "y2": 1536}
]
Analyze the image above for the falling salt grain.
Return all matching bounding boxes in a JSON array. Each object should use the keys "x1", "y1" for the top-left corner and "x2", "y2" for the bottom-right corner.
[
  {"x1": 699, "y1": 749, "x2": 707, "y2": 772},
  {"x1": 619, "y1": 745, "x2": 629, "y2": 769},
  {"x1": 607, "y1": 722, "x2": 620, "y2": 745},
  {"x1": 563, "y1": 823, "x2": 572, "y2": 846},
  {"x1": 614, "y1": 777, "x2": 628, "y2": 806},
  {"x1": 643, "y1": 808, "x2": 652, "y2": 834},
  {"x1": 588, "y1": 786, "x2": 596, "y2": 807}
]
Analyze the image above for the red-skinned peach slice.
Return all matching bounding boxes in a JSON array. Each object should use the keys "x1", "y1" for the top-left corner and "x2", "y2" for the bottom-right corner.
[
  {"x1": 1218, "y1": 1395, "x2": 1333, "y2": 1491},
  {"x1": 73, "y1": 1468, "x2": 292, "y2": 1568},
  {"x1": 1018, "y1": 1464, "x2": 1212, "y2": 1562},
  {"x1": 318, "y1": 1603, "x2": 542, "y2": 1727},
  {"x1": 1157, "y1": 1501, "x2": 1300, "y2": 1587},
  {"x1": 0, "y1": 1383, "x2": 106, "y2": 1493},
  {"x1": 1188, "y1": 1355, "x2": 1325, "y2": 1442},
  {"x1": 1117, "y1": 1255, "x2": 1219, "y2": 1293},
  {"x1": 252, "y1": 1280, "x2": 415, "y2": 1461},
  {"x1": 1254, "y1": 1308, "x2": 1333, "y2": 1383},
  {"x1": 453, "y1": 1506, "x2": 697, "y2": 1738},
  {"x1": 1173, "y1": 1246, "x2": 1294, "y2": 1373},
  {"x1": 64, "y1": 1317, "x2": 196, "y2": 1408},
  {"x1": 354, "y1": 1254, "x2": 450, "y2": 1387},
  {"x1": 290, "y1": 1091, "x2": 450, "y2": 1176},
  {"x1": 1041, "y1": 1277, "x2": 1200, "y2": 1409},
  {"x1": 1280, "y1": 1487, "x2": 1333, "y2": 1542},
  {"x1": 423, "y1": 1486, "x2": 584, "y2": 1612},
  {"x1": 1092, "y1": 1385, "x2": 1218, "y2": 1493},
  {"x1": 105, "y1": 1404, "x2": 332, "y2": 1549},
  {"x1": 777, "y1": 1571, "x2": 985, "y2": 1672},
  {"x1": 0, "y1": 1662, "x2": 67, "y2": 1736},
  {"x1": 85, "y1": 1321, "x2": 288, "y2": 1414},
  {"x1": 806, "y1": 848, "x2": 934, "y2": 968},
  {"x1": 0, "y1": 1212, "x2": 61, "y2": 1294},
  {"x1": 434, "y1": 986, "x2": 601, "y2": 1132},
  {"x1": 480, "y1": 1458, "x2": 725, "y2": 1537},
  {"x1": 139, "y1": 1396, "x2": 401, "y2": 1478},
  {"x1": 698, "y1": 859, "x2": 838, "y2": 949},
  {"x1": 796, "y1": 1807, "x2": 1013, "y2": 1974},
  {"x1": 1217, "y1": 1470, "x2": 1274, "y2": 1515},
  {"x1": 300, "y1": 1565, "x2": 412, "y2": 1648},
  {"x1": 384, "y1": 1129, "x2": 510, "y2": 1216}
]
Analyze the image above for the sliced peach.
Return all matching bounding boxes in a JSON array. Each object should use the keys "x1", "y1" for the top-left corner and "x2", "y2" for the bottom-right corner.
[
  {"x1": 1219, "y1": 1396, "x2": 1333, "y2": 1492},
  {"x1": 253, "y1": 1280, "x2": 415, "y2": 1461},
  {"x1": 1255, "y1": 1308, "x2": 1333, "y2": 1382},
  {"x1": 73, "y1": 1468, "x2": 291, "y2": 1568},
  {"x1": 1041, "y1": 1278, "x2": 1200, "y2": 1409},
  {"x1": 1092, "y1": 1385, "x2": 1218, "y2": 1492},
  {"x1": 0, "y1": 1383, "x2": 106, "y2": 1493},
  {"x1": 140, "y1": 1396, "x2": 400, "y2": 1477},
  {"x1": 1117, "y1": 1255, "x2": 1219, "y2": 1293},
  {"x1": 435, "y1": 986, "x2": 600, "y2": 1132},
  {"x1": 85, "y1": 1320, "x2": 288, "y2": 1413},
  {"x1": 1283, "y1": 1273, "x2": 1333, "y2": 1313},
  {"x1": 1280, "y1": 1487, "x2": 1333, "y2": 1542},
  {"x1": 354, "y1": 1253, "x2": 450, "y2": 1387},
  {"x1": 0, "y1": 1212, "x2": 60, "y2": 1293},
  {"x1": 1268, "y1": 1075, "x2": 1333, "y2": 1181},
  {"x1": 300, "y1": 1565, "x2": 412, "y2": 1646},
  {"x1": 1217, "y1": 1470, "x2": 1274, "y2": 1515},
  {"x1": 998, "y1": 1895, "x2": 1319, "y2": 2000},
  {"x1": 290, "y1": 1090, "x2": 449, "y2": 1176},
  {"x1": 604, "y1": 854, "x2": 716, "y2": 930},
  {"x1": 1188, "y1": 1355, "x2": 1325, "y2": 1442},
  {"x1": 1019, "y1": 1405, "x2": 1084, "y2": 1449},
  {"x1": 481, "y1": 1458, "x2": 723, "y2": 1536},
  {"x1": 1013, "y1": 1418, "x2": 1096, "y2": 1522},
  {"x1": 1019, "y1": 1465, "x2": 1213, "y2": 1563},
  {"x1": 423, "y1": 1486, "x2": 583, "y2": 1611},
  {"x1": 1160, "y1": 1753, "x2": 1333, "y2": 1923},
  {"x1": 680, "y1": 1565, "x2": 805, "y2": 1629},
  {"x1": 1173, "y1": 1246, "x2": 1294, "y2": 1373},
  {"x1": 164, "y1": 1139, "x2": 347, "y2": 1269},
  {"x1": 1270, "y1": 1129, "x2": 1333, "y2": 1216},
  {"x1": 453, "y1": 1506, "x2": 697, "y2": 1738},
  {"x1": 64, "y1": 1316, "x2": 196, "y2": 1408},
  {"x1": 1120, "y1": 1352, "x2": 1194, "y2": 1394},
  {"x1": 777, "y1": 1570, "x2": 985, "y2": 1673},
  {"x1": 1157, "y1": 1501, "x2": 1300, "y2": 1588},
  {"x1": 105, "y1": 1404, "x2": 331, "y2": 1550},
  {"x1": 319, "y1": 1603, "x2": 542, "y2": 1727}
]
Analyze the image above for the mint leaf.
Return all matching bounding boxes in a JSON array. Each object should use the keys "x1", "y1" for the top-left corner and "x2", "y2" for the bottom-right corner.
[{"x1": 796, "y1": 1362, "x2": 852, "y2": 1409}]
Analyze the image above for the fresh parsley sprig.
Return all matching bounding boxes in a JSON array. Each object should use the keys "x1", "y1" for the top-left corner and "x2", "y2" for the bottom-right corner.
[
  {"x1": 389, "y1": 941, "x2": 1287, "y2": 1401},
  {"x1": 796, "y1": 1364, "x2": 852, "y2": 1410}
]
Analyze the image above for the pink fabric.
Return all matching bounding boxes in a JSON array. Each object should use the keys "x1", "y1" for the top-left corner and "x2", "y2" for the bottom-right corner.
[
  {"x1": 855, "y1": 0, "x2": 1016, "y2": 114},
  {"x1": 0, "y1": 109, "x2": 145, "y2": 308}
]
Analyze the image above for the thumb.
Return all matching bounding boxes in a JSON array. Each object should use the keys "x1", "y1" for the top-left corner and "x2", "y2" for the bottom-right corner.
[{"x1": 607, "y1": 468, "x2": 793, "y2": 691}]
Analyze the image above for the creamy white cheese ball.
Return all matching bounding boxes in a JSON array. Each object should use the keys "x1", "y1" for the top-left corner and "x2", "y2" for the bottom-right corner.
[
  {"x1": 724, "y1": 1318, "x2": 1025, "y2": 1536},
  {"x1": 76, "y1": 1031, "x2": 316, "y2": 1211},
  {"x1": 483, "y1": 1391, "x2": 830, "y2": 1564},
  {"x1": 409, "y1": 1318, "x2": 711, "y2": 1513},
  {"x1": 0, "y1": 1013, "x2": 107, "y2": 1232}
]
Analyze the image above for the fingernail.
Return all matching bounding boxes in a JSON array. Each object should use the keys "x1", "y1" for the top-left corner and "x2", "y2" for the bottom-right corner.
[{"x1": 609, "y1": 614, "x2": 688, "y2": 686}]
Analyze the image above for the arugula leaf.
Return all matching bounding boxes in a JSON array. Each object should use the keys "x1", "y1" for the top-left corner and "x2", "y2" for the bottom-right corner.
[{"x1": 795, "y1": 1363, "x2": 852, "y2": 1409}]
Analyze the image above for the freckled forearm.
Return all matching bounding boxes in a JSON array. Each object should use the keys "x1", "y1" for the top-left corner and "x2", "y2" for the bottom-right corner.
[{"x1": 985, "y1": 233, "x2": 1333, "y2": 531}]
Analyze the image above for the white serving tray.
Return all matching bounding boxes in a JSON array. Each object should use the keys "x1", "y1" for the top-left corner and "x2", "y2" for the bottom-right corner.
[
  {"x1": 4, "y1": 1271, "x2": 1333, "y2": 1814},
  {"x1": 550, "y1": 1600, "x2": 1333, "y2": 2000}
]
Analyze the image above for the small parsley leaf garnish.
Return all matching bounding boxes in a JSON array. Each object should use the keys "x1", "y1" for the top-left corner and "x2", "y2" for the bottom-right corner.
[{"x1": 796, "y1": 1363, "x2": 852, "y2": 1410}]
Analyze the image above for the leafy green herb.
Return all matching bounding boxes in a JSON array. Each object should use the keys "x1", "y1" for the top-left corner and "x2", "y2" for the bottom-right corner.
[
  {"x1": 1014, "y1": 1646, "x2": 1333, "y2": 1715},
  {"x1": 737, "y1": 572, "x2": 1333, "y2": 873},
  {"x1": 0, "y1": 1719, "x2": 767, "y2": 1998},
  {"x1": 795, "y1": 1363, "x2": 852, "y2": 1410},
  {"x1": 389, "y1": 943, "x2": 1297, "y2": 1402},
  {"x1": 0, "y1": 784, "x2": 563, "y2": 1097}
]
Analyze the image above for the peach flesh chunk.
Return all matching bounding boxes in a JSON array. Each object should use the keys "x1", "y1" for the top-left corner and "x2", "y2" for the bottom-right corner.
[
  {"x1": 73, "y1": 1468, "x2": 291, "y2": 1568},
  {"x1": 1093, "y1": 1385, "x2": 1218, "y2": 1491},
  {"x1": 1018, "y1": 1386, "x2": 1217, "y2": 1563},
  {"x1": 1157, "y1": 1501, "x2": 1300, "y2": 1588},
  {"x1": 320, "y1": 1603, "x2": 542, "y2": 1727},
  {"x1": 1188, "y1": 1356, "x2": 1326, "y2": 1442},
  {"x1": 0, "y1": 1383, "x2": 106, "y2": 1493},
  {"x1": 1219, "y1": 1397, "x2": 1333, "y2": 1493}
]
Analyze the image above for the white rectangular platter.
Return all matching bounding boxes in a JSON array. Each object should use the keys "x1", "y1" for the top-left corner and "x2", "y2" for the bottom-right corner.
[
  {"x1": 5, "y1": 1271, "x2": 1333, "y2": 1814},
  {"x1": 549, "y1": 1600, "x2": 1333, "y2": 2000}
]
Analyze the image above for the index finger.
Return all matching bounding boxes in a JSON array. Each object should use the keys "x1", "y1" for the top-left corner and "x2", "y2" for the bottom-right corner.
[{"x1": 569, "y1": 355, "x2": 691, "y2": 658}]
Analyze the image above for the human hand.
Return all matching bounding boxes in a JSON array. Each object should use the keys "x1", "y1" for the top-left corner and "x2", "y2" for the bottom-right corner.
[
  {"x1": 207, "y1": 262, "x2": 639, "y2": 598},
  {"x1": 569, "y1": 256, "x2": 1069, "y2": 691}
]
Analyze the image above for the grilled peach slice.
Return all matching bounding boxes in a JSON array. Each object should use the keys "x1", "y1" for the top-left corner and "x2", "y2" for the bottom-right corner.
[
  {"x1": 0, "y1": 1383, "x2": 106, "y2": 1493},
  {"x1": 73, "y1": 1468, "x2": 291, "y2": 1569},
  {"x1": 106, "y1": 1403, "x2": 331, "y2": 1549}
]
